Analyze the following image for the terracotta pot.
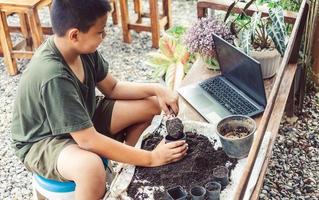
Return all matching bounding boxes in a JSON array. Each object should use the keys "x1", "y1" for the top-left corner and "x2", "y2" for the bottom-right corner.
[{"x1": 250, "y1": 48, "x2": 282, "y2": 79}]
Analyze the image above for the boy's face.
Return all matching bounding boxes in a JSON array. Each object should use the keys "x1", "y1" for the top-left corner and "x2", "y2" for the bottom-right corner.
[{"x1": 70, "y1": 14, "x2": 108, "y2": 54}]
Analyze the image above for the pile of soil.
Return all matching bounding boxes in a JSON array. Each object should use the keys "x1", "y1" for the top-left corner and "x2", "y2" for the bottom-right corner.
[{"x1": 127, "y1": 130, "x2": 238, "y2": 199}]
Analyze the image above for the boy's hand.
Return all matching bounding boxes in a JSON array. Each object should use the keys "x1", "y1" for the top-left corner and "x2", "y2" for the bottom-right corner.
[
  {"x1": 150, "y1": 139, "x2": 188, "y2": 167},
  {"x1": 155, "y1": 85, "x2": 179, "y2": 115}
]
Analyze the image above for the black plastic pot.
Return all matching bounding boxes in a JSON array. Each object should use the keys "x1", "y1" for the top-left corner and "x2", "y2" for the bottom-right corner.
[
  {"x1": 216, "y1": 115, "x2": 256, "y2": 159},
  {"x1": 212, "y1": 166, "x2": 229, "y2": 187},
  {"x1": 189, "y1": 186, "x2": 206, "y2": 200},
  {"x1": 166, "y1": 185, "x2": 187, "y2": 200},
  {"x1": 165, "y1": 132, "x2": 186, "y2": 143},
  {"x1": 205, "y1": 181, "x2": 221, "y2": 200}
]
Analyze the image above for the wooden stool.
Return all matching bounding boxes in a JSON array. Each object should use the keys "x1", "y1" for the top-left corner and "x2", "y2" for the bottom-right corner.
[
  {"x1": 0, "y1": 0, "x2": 52, "y2": 75},
  {"x1": 119, "y1": 0, "x2": 172, "y2": 48}
]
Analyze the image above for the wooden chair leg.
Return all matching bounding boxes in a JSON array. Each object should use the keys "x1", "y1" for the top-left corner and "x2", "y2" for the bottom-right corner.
[
  {"x1": 0, "y1": 11, "x2": 18, "y2": 75},
  {"x1": 149, "y1": 0, "x2": 160, "y2": 48},
  {"x1": 134, "y1": 0, "x2": 143, "y2": 23},
  {"x1": 119, "y1": 0, "x2": 132, "y2": 43},
  {"x1": 28, "y1": 8, "x2": 44, "y2": 49},
  {"x1": 19, "y1": 13, "x2": 33, "y2": 50},
  {"x1": 163, "y1": 0, "x2": 171, "y2": 30},
  {"x1": 111, "y1": 0, "x2": 119, "y2": 25}
]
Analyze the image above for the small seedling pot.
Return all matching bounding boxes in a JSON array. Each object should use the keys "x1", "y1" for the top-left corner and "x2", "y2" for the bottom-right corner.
[
  {"x1": 216, "y1": 115, "x2": 256, "y2": 159},
  {"x1": 205, "y1": 181, "x2": 221, "y2": 200},
  {"x1": 189, "y1": 186, "x2": 206, "y2": 200},
  {"x1": 165, "y1": 132, "x2": 186, "y2": 143},
  {"x1": 166, "y1": 185, "x2": 187, "y2": 200},
  {"x1": 212, "y1": 166, "x2": 229, "y2": 187}
]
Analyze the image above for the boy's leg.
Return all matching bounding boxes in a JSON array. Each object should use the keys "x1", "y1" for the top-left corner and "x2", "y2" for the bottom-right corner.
[
  {"x1": 110, "y1": 96, "x2": 161, "y2": 146},
  {"x1": 56, "y1": 144, "x2": 107, "y2": 200}
]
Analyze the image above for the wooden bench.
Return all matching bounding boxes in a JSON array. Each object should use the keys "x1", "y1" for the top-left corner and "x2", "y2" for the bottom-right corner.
[{"x1": 178, "y1": 0, "x2": 309, "y2": 199}]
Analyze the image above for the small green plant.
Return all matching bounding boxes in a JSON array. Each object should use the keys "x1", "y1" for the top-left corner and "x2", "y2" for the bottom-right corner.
[{"x1": 146, "y1": 26, "x2": 190, "y2": 90}]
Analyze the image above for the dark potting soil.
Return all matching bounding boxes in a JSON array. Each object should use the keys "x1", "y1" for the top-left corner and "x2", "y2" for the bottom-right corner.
[
  {"x1": 127, "y1": 131, "x2": 238, "y2": 199},
  {"x1": 221, "y1": 126, "x2": 250, "y2": 139},
  {"x1": 166, "y1": 117, "x2": 184, "y2": 139}
]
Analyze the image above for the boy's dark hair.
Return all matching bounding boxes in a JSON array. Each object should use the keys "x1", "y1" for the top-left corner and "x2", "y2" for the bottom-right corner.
[{"x1": 51, "y1": 0, "x2": 112, "y2": 36}]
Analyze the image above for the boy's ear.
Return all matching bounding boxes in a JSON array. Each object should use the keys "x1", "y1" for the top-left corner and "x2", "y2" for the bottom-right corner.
[{"x1": 68, "y1": 28, "x2": 80, "y2": 42}]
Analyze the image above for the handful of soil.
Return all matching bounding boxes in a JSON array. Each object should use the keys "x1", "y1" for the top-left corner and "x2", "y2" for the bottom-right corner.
[{"x1": 166, "y1": 117, "x2": 184, "y2": 139}]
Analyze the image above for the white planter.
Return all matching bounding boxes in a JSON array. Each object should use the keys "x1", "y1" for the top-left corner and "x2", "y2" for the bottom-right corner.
[{"x1": 251, "y1": 49, "x2": 282, "y2": 79}]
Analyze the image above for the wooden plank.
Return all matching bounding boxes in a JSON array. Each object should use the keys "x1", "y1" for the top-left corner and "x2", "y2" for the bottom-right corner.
[
  {"x1": 111, "y1": 0, "x2": 119, "y2": 25},
  {"x1": 12, "y1": 50, "x2": 33, "y2": 59},
  {"x1": 128, "y1": 23, "x2": 152, "y2": 32},
  {"x1": 233, "y1": 0, "x2": 309, "y2": 199},
  {"x1": 163, "y1": 0, "x2": 171, "y2": 30},
  {"x1": 250, "y1": 63, "x2": 297, "y2": 200},
  {"x1": 0, "y1": 11, "x2": 18, "y2": 75},
  {"x1": 149, "y1": 0, "x2": 160, "y2": 48},
  {"x1": 197, "y1": 0, "x2": 298, "y2": 24},
  {"x1": 8, "y1": 26, "x2": 52, "y2": 35},
  {"x1": 0, "y1": 0, "x2": 40, "y2": 8},
  {"x1": 119, "y1": 0, "x2": 132, "y2": 43},
  {"x1": 134, "y1": 0, "x2": 143, "y2": 23},
  {"x1": 28, "y1": 7, "x2": 43, "y2": 48}
]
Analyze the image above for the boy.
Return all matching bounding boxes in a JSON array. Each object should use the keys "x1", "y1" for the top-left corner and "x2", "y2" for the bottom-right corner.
[{"x1": 11, "y1": 0, "x2": 188, "y2": 199}]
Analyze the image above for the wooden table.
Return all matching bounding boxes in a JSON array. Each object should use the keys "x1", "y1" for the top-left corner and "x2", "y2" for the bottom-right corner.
[{"x1": 178, "y1": 0, "x2": 309, "y2": 199}]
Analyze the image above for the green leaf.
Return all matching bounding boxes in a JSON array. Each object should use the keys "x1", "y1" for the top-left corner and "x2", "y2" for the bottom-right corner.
[
  {"x1": 165, "y1": 62, "x2": 185, "y2": 91},
  {"x1": 146, "y1": 52, "x2": 172, "y2": 66},
  {"x1": 250, "y1": 12, "x2": 262, "y2": 38},
  {"x1": 269, "y1": 7, "x2": 287, "y2": 40},
  {"x1": 241, "y1": 29, "x2": 251, "y2": 55},
  {"x1": 224, "y1": 1, "x2": 238, "y2": 22},
  {"x1": 267, "y1": 8, "x2": 287, "y2": 56},
  {"x1": 243, "y1": 0, "x2": 256, "y2": 12},
  {"x1": 159, "y1": 34, "x2": 176, "y2": 58}
]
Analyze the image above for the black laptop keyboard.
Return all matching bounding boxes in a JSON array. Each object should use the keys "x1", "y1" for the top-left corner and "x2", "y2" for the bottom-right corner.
[{"x1": 199, "y1": 78, "x2": 258, "y2": 115}]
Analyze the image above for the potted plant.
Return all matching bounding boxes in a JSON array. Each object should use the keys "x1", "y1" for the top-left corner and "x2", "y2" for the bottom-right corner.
[
  {"x1": 146, "y1": 26, "x2": 190, "y2": 91},
  {"x1": 184, "y1": 17, "x2": 235, "y2": 71},
  {"x1": 225, "y1": 0, "x2": 288, "y2": 79}
]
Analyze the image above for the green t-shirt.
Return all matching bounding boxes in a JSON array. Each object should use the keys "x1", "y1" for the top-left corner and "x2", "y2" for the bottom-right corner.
[{"x1": 11, "y1": 36, "x2": 109, "y2": 161}]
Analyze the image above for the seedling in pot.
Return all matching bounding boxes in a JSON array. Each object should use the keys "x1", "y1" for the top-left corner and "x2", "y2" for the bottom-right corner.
[
  {"x1": 205, "y1": 181, "x2": 221, "y2": 200},
  {"x1": 166, "y1": 185, "x2": 187, "y2": 200}
]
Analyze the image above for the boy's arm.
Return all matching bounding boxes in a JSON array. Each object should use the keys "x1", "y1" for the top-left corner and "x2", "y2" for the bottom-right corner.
[
  {"x1": 70, "y1": 127, "x2": 188, "y2": 167},
  {"x1": 97, "y1": 74, "x2": 179, "y2": 114},
  {"x1": 97, "y1": 73, "x2": 160, "y2": 99}
]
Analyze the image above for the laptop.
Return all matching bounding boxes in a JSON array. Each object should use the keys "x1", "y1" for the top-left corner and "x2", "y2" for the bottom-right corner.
[{"x1": 178, "y1": 33, "x2": 267, "y2": 122}]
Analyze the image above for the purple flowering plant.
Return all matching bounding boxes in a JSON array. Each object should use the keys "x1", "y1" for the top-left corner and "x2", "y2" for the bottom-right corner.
[{"x1": 185, "y1": 17, "x2": 235, "y2": 69}]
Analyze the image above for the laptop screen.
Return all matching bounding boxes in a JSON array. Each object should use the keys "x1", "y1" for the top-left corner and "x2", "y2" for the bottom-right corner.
[{"x1": 212, "y1": 33, "x2": 267, "y2": 107}]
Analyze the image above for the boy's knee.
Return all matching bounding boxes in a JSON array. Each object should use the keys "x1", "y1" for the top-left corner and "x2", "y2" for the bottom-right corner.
[
  {"x1": 147, "y1": 96, "x2": 161, "y2": 116},
  {"x1": 74, "y1": 153, "x2": 106, "y2": 182}
]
